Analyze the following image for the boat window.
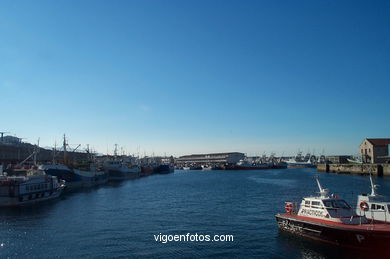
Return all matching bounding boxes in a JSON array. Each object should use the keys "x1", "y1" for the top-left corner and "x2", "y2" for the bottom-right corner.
[
  {"x1": 324, "y1": 200, "x2": 350, "y2": 209},
  {"x1": 305, "y1": 200, "x2": 310, "y2": 207},
  {"x1": 311, "y1": 201, "x2": 321, "y2": 208},
  {"x1": 371, "y1": 204, "x2": 376, "y2": 210}
]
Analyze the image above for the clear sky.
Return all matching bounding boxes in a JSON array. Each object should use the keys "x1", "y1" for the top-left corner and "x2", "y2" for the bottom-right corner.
[{"x1": 1, "y1": 0, "x2": 389, "y2": 157}]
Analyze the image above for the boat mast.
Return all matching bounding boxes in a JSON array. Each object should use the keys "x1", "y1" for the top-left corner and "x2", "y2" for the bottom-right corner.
[
  {"x1": 114, "y1": 144, "x2": 118, "y2": 160},
  {"x1": 63, "y1": 134, "x2": 67, "y2": 165},
  {"x1": 316, "y1": 177, "x2": 329, "y2": 198},
  {"x1": 369, "y1": 174, "x2": 377, "y2": 196},
  {"x1": 52, "y1": 141, "x2": 57, "y2": 164},
  {"x1": 33, "y1": 138, "x2": 40, "y2": 166}
]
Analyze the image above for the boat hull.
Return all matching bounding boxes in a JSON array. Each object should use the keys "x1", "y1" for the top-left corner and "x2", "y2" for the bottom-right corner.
[
  {"x1": 42, "y1": 167, "x2": 107, "y2": 190},
  {"x1": 275, "y1": 213, "x2": 390, "y2": 252},
  {"x1": 226, "y1": 164, "x2": 273, "y2": 170},
  {"x1": 287, "y1": 163, "x2": 316, "y2": 168},
  {"x1": 0, "y1": 186, "x2": 64, "y2": 207},
  {"x1": 107, "y1": 169, "x2": 139, "y2": 181},
  {"x1": 141, "y1": 166, "x2": 154, "y2": 176},
  {"x1": 154, "y1": 165, "x2": 174, "y2": 174}
]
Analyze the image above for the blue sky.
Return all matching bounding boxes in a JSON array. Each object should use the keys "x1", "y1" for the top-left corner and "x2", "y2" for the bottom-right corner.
[{"x1": 1, "y1": 0, "x2": 389, "y2": 156}]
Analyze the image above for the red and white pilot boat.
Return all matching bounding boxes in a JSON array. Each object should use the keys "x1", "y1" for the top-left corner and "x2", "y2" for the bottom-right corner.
[{"x1": 275, "y1": 178, "x2": 390, "y2": 253}]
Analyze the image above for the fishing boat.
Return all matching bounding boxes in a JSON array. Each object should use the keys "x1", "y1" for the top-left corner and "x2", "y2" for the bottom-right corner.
[
  {"x1": 104, "y1": 160, "x2": 140, "y2": 180},
  {"x1": 141, "y1": 165, "x2": 154, "y2": 176},
  {"x1": 73, "y1": 162, "x2": 109, "y2": 187},
  {"x1": 228, "y1": 160, "x2": 273, "y2": 170},
  {"x1": 201, "y1": 165, "x2": 213, "y2": 170},
  {"x1": 275, "y1": 178, "x2": 390, "y2": 252},
  {"x1": 154, "y1": 164, "x2": 174, "y2": 174},
  {"x1": 40, "y1": 135, "x2": 101, "y2": 190},
  {"x1": 0, "y1": 169, "x2": 65, "y2": 207},
  {"x1": 356, "y1": 174, "x2": 390, "y2": 223},
  {"x1": 347, "y1": 156, "x2": 363, "y2": 164},
  {"x1": 284, "y1": 153, "x2": 316, "y2": 168}
]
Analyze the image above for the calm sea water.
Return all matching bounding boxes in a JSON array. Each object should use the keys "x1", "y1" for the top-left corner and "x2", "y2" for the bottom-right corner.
[{"x1": 1, "y1": 169, "x2": 390, "y2": 258}]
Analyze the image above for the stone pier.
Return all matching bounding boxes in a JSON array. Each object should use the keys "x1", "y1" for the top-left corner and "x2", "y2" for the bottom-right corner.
[{"x1": 317, "y1": 163, "x2": 390, "y2": 176}]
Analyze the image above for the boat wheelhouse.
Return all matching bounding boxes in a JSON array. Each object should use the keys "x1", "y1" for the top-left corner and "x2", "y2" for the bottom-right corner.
[{"x1": 356, "y1": 174, "x2": 390, "y2": 223}]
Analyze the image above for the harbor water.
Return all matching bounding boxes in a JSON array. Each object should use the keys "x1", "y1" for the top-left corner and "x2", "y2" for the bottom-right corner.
[{"x1": 1, "y1": 168, "x2": 390, "y2": 258}]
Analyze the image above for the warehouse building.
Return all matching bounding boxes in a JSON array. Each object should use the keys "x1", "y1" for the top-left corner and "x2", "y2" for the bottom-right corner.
[
  {"x1": 176, "y1": 152, "x2": 245, "y2": 165},
  {"x1": 360, "y1": 138, "x2": 390, "y2": 163}
]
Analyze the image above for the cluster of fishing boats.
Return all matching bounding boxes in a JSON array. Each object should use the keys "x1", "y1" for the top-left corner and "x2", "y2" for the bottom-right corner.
[
  {"x1": 0, "y1": 138, "x2": 174, "y2": 207},
  {"x1": 0, "y1": 163, "x2": 173, "y2": 207},
  {"x1": 179, "y1": 152, "x2": 320, "y2": 171},
  {"x1": 276, "y1": 175, "x2": 390, "y2": 253}
]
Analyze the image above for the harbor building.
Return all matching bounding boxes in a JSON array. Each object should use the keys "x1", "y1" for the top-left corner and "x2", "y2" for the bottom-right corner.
[
  {"x1": 359, "y1": 138, "x2": 390, "y2": 163},
  {"x1": 176, "y1": 152, "x2": 245, "y2": 165}
]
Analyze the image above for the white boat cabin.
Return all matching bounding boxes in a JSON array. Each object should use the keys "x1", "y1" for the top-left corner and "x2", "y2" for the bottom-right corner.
[
  {"x1": 356, "y1": 175, "x2": 390, "y2": 223},
  {"x1": 286, "y1": 178, "x2": 368, "y2": 225}
]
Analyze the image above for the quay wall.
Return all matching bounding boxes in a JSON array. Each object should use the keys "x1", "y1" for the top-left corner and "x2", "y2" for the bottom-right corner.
[{"x1": 317, "y1": 163, "x2": 390, "y2": 176}]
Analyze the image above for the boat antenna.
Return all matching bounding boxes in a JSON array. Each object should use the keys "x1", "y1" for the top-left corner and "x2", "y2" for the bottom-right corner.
[
  {"x1": 316, "y1": 176, "x2": 329, "y2": 198},
  {"x1": 369, "y1": 173, "x2": 378, "y2": 196}
]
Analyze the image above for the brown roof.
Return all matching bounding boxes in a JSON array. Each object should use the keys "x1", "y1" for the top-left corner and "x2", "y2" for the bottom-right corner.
[{"x1": 366, "y1": 138, "x2": 390, "y2": 146}]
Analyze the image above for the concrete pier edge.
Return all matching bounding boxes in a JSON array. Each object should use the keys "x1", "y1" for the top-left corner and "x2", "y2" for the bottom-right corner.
[{"x1": 317, "y1": 163, "x2": 390, "y2": 176}]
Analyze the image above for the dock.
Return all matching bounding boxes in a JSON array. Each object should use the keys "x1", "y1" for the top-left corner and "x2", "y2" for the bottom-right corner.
[{"x1": 317, "y1": 163, "x2": 390, "y2": 176}]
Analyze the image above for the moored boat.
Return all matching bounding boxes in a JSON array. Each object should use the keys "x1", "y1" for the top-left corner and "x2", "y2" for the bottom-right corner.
[
  {"x1": 0, "y1": 169, "x2": 65, "y2": 207},
  {"x1": 228, "y1": 160, "x2": 273, "y2": 170},
  {"x1": 104, "y1": 160, "x2": 140, "y2": 180},
  {"x1": 39, "y1": 164, "x2": 85, "y2": 190},
  {"x1": 141, "y1": 165, "x2": 154, "y2": 176},
  {"x1": 275, "y1": 178, "x2": 390, "y2": 253},
  {"x1": 284, "y1": 152, "x2": 316, "y2": 168},
  {"x1": 154, "y1": 164, "x2": 174, "y2": 174},
  {"x1": 356, "y1": 174, "x2": 390, "y2": 223}
]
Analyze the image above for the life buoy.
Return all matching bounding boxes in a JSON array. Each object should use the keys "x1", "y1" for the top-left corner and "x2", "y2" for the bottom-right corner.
[
  {"x1": 360, "y1": 201, "x2": 369, "y2": 211},
  {"x1": 285, "y1": 203, "x2": 293, "y2": 214}
]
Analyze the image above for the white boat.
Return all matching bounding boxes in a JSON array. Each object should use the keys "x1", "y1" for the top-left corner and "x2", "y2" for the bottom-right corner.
[
  {"x1": 284, "y1": 152, "x2": 316, "y2": 168},
  {"x1": 347, "y1": 157, "x2": 363, "y2": 164},
  {"x1": 0, "y1": 169, "x2": 65, "y2": 207},
  {"x1": 356, "y1": 175, "x2": 390, "y2": 223},
  {"x1": 201, "y1": 165, "x2": 212, "y2": 170}
]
